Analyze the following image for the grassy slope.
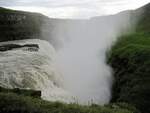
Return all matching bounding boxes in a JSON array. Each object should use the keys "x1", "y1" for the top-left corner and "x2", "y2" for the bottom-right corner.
[
  {"x1": 0, "y1": 92, "x2": 137, "y2": 113},
  {"x1": 0, "y1": 86, "x2": 137, "y2": 113},
  {"x1": 108, "y1": 3, "x2": 150, "y2": 113}
]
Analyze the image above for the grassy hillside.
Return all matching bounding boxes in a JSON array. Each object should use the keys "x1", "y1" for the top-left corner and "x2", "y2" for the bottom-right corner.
[
  {"x1": 0, "y1": 91, "x2": 138, "y2": 113},
  {"x1": 108, "y1": 3, "x2": 150, "y2": 113}
]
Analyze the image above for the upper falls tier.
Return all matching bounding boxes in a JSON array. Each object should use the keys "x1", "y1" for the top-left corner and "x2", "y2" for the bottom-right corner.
[{"x1": 0, "y1": 39, "x2": 73, "y2": 103}]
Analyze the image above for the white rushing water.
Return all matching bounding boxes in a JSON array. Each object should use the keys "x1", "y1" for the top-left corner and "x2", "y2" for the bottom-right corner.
[{"x1": 0, "y1": 39, "x2": 74, "y2": 103}]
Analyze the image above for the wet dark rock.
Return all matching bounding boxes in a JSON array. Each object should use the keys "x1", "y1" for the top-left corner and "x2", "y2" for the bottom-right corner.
[
  {"x1": 0, "y1": 86, "x2": 41, "y2": 98},
  {"x1": 0, "y1": 43, "x2": 39, "y2": 52}
]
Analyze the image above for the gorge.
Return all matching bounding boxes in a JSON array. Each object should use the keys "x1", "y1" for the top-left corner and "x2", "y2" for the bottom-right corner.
[{"x1": 0, "y1": 3, "x2": 149, "y2": 113}]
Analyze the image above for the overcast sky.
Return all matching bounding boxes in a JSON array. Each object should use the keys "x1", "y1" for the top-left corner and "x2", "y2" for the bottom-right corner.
[{"x1": 0, "y1": 0, "x2": 149, "y2": 18}]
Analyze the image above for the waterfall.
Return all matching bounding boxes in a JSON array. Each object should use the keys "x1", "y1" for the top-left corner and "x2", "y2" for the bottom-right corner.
[{"x1": 0, "y1": 39, "x2": 74, "y2": 103}]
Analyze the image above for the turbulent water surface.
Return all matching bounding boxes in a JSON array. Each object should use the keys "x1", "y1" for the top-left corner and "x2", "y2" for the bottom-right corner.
[{"x1": 0, "y1": 39, "x2": 74, "y2": 103}]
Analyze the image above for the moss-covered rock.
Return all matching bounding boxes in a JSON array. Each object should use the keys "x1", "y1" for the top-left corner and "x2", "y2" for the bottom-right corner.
[
  {"x1": 0, "y1": 87, "x2": 41, "y2": 98},
  {"x1": 0, "y1": 43, "x2": 39, "y2": 52}
]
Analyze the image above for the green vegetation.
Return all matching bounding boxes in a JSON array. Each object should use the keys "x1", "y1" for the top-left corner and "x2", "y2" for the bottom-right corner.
[
  {"x1": 0, "y1": 87, "x2": 137, "y2": 113},
  {"x1": 108, "y1": 3, "x2": 150, "y2": 113},
  {"x1": 0, "y1": 91, "x2": 137, "y2": 113}
]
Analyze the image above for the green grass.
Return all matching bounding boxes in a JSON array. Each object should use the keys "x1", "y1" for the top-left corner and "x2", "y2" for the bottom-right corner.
[
  {"x1": 0, "y1": 92, "x2": 137, "y2": 113},
  {"x1": 108, "y1": 4, "x2": 150, "y2": 113}
]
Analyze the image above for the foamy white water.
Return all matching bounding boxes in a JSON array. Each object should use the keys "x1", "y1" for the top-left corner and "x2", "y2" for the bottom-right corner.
[{"x1": 0, "y1": 39, "x2": 74, "y2": 103}]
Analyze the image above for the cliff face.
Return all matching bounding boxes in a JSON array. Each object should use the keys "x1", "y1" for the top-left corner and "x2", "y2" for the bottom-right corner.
[
  {"x1": 0, "y1": 7, "x2": 46, "y2": 41},
  {"x1": 0, "y1": 7, "x2": 83, "y2": 48},
  {"x1": 108, "y1": 3, "x2": 150, "y2": 113}
]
